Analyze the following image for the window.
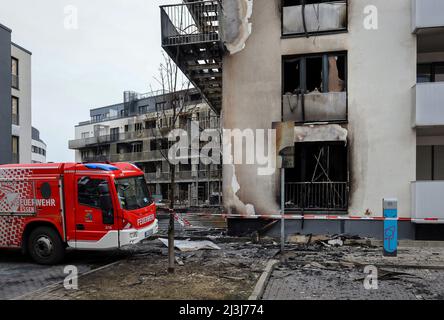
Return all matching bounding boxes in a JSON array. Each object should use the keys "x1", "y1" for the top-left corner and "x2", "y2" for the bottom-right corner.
[
  {"x1": 11, "y1": 57, "x2": 18, "y2": 89},
  {"x1": 81, "y1": 150, "x2": 89, "y2": 160},
  {"x1": 132, "y1": 142, "x2": 143, "y2": 153},
  {"x1": 12, "y1": 136, "x2": 19, "y2": 163},
  {"x1": 285, "y1": 142, "x2": 348, "y2": 211},
  {"x1": 81, "y1": 132, "x2": 90, "y2": 139},
  {"x1": 77, "y1": 177, "x2": 114, "y2": 224},
  {"x1": 115, "y1": 176, "x2": 152, "y2": 210},
  {"x1": 417, "y1": 63, "x2": 444, "y2": 83},
  {"x1": 417, "y1": 145, "x2": 444, "y2": 181},
  {"x1": 282, "y1": 0, "x2": 347, "y2": 37},
  {"x1": 12, "y1": 97, "x2": 19, "y2": 125},
  {"x1": 91, "y1": 115, "x2": 102, "y2": 123},
  {"x1": 135, "y1": 123, "x2": 143, "y2": 132},
  {"x1": 77, "y1": 177, "x2": 108, "y2": 208},
  {"x1": 155, "y1": 102, "x2": 166, "y2": 113},
  {"x1": 110, "y1": 127, "x2": 119, "y2": 141},
  {"x1": 124, "y1": 125, "x2": 129, "y2": 132},
  {"x1": 139, "y1": 105, "x2": 148, "y2": 114},
  {"x1": 283, "y1": 52, "x2": 347, "y2": 123},
  {"x1": 145, "y1": 120, "x2": 156, "y2": 130}
]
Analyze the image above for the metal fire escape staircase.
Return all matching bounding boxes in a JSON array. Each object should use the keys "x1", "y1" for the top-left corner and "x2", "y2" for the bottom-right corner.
[{"x1": 160, "y1": 0, "x2": 225, "y2": 114}]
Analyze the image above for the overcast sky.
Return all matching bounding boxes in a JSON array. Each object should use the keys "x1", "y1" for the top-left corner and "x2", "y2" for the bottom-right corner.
[{"x1": 0, "y1": 0, "x2": 181, "y2": 162}]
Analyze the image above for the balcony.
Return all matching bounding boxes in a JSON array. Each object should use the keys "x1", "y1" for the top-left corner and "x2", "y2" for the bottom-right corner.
[
  {"x1": 285, "y1": 182, "x2": 349, "y2": 212},
  {"x1": 413, "y1": 82, "x2": 444, "y2": 128},
  {"x1": 411, "y1": 181, "x2": 444, "y2": 223},
  {"x1": 160, "y1": 0, "x2": 225, "y2": 114},
  {"x1": 110, "y1": 150, "x2": 168, "y2": 163},
  {"x1": 283, "y1": 91, "x2": 347, "y2": 123},
  {"x1": 68, "y1": 129, "x2": 163, "y2": 150},
  {"x1": 412, "y1": 0, "x2": 444, "y2": 33}
]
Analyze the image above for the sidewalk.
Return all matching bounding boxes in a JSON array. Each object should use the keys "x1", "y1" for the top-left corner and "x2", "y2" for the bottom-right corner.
[{"x1": 262, "y1": 244, "x2": 444, "y2": 300}]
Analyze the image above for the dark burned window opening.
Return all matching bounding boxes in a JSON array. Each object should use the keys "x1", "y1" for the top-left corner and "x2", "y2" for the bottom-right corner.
[
  {"x1": 283, "y1": 52, "x2": 347, "y2": 123},
  {"x1": 285, "y1": 142, "x2": 348, "y2": 212},
  {"x1": 282, "y1": 0, "x2": 348, "y2": 37}
]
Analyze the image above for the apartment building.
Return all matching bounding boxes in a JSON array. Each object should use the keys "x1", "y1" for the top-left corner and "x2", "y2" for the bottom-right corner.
[
  {"x1": 160, "y1": 0, "x2": 444, "y2": 239},
  {"x1": 0, "y1": 23, "x2": 32, "y2": 165},
  {"x1": 69, "y1": 90, "x2": 222, "y2": 207},
  {"x1": 31, "y1": 127, "x2": 47, "y2": 163}
]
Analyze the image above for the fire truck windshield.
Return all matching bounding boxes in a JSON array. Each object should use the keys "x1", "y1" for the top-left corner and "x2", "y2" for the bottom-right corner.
[{"x1": 115, "y1": 175, "x2": 152, "y2": 210}]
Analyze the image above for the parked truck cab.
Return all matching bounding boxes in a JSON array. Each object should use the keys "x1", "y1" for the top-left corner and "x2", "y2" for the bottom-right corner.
[{"x1": 0, "y1": 162, "x2": 158, "y2": 264}]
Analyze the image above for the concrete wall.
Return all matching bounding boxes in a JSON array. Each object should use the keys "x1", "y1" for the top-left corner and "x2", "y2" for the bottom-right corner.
[
  {"x1": 222, "y1": 0, "x2": 417, "y2": 218},
  {"x1": 11, "y1": 43, "x2": 32, "y2": 164},
  {"x1": 0, "y1": 24, "x2": 12, "y2": 164}
]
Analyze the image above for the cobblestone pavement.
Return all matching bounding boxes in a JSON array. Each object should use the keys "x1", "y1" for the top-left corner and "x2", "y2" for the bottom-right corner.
[
  {"x1": 263, "y1": 245, "x2": 444, "y2": 300},
  {"x1": 0, "y1": 249, "x2": 126, "y2": 300}
]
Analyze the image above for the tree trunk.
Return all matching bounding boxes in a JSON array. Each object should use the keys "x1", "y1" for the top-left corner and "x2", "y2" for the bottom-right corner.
[{"x1": 168, "y1": 164, "x2": 176, "y2": 273}]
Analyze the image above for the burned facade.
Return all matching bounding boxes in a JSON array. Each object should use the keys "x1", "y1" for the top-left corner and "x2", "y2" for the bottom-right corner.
[{"x1": 160, "y1": 0, "x2": 444, "y2": 239}]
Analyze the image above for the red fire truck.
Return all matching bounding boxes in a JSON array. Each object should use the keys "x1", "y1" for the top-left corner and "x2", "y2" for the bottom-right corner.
[{"x1": 0, "y1": 162, "x2": 158, "y2": 264}]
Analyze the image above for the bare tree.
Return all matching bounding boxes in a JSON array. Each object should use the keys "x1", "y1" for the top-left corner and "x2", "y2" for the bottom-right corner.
[{"x1": 150, "y1": 53, "x2": 200, "y2": 273}]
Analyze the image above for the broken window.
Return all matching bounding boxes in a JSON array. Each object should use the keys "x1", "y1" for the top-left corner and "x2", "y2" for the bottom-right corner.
[
  {"x1": 134, "y1": 123, "x2": 143, "y2": 132},
  {"x1": 282, "y1": 0, "x2": 347, "y2": 36},
  {"x1": 285, "y1": 142, "x2": 348, "y2": 211},
  {"x1": 132, "y1": 142, "x2": 143, "y2": 153},
  {"x1": 145, "y1": 120, "x2": 156, "y2": 130},
  {"x1": 283, "y1": 52, "x2": 347, "y2": 123}
]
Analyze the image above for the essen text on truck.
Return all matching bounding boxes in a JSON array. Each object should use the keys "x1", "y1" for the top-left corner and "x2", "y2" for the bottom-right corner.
[{"x1": 0, "y1": 162, "x2": 158, "y2": 264}]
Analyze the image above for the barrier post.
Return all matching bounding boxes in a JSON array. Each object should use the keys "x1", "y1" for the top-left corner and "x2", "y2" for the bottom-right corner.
[{"x1": 383, "y1": 198, "x2": 398, "y2": 257}]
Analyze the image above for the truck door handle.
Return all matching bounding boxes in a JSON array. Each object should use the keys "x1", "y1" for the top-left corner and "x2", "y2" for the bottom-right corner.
[{"x1": 76, "y1": 224, "x2": 85, "y2": 230}]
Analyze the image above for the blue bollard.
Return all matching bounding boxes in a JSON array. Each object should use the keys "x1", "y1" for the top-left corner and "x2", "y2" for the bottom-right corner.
[{"x1": 383, "y1": 198, "x2": 398, "y2": 257}]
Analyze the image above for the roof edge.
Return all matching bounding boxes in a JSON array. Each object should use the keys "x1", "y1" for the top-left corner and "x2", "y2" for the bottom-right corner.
[{"x1": 11, "y1": 42, "x2": 32, "y2": 55}]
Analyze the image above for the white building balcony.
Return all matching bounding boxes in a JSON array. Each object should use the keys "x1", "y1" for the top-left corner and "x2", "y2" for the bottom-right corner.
[
  {"x1": 412, "y1": 0, "x2": 444, "y2": 33},
  {"x1": 411, "y1": 181, "x2": 444, "y2": 223},
  {"x1": 413, "y1": 82, "x2": 444, "y2": 128}
]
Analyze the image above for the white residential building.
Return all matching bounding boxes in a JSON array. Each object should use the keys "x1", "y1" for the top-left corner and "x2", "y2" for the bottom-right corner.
[{"x1": 160, "y1": 0, "x2": 444, "y2": 239}]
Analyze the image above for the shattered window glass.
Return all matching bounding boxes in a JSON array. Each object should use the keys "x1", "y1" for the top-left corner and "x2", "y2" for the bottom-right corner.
[{"x1": 282, "y1": 0, "x2": 347, "y2": 36}]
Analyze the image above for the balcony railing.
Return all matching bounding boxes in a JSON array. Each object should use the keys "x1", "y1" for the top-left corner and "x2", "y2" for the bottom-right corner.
[
  {"x1": 110, "y1": 150, "x2": 168, "y2": 163},
  {"x1": 283, "y1": 91, "x2": 347, "y2": 123},
  {"x1": 145, "y1": 170, "x2": 222, "y2": 183},
  {"x1": 412, "y1": 181, "x2": 444, "y2": 222},
  {"x1": 412, "y1": 0, "x2": 444, "y2": 33},
  {"x1": 413, "y1": 82, "x2": 444, "y2": 128},
  {"x1": 161, "y1": 0, "x2": 223, "y2": 47},
  {"x1": 68, "y1": 129, "x2": 165, "y2": 150},
  {"x1": 285, "y1": 182, "x2": 348, "y2": 211},
  {"x1": 83, "y1": 155, "x2": 110, "y2": 163}
]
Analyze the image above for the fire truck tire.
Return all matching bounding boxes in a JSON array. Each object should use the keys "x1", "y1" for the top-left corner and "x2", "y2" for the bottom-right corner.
[{"x1": 28, "y1": 226, "x2": 65, "y2": 265}]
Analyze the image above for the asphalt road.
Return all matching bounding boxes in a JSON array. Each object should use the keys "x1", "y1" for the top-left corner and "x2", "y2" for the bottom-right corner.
[{"x1": 0, "y1": 249, "x2": 127, "y2": 300}]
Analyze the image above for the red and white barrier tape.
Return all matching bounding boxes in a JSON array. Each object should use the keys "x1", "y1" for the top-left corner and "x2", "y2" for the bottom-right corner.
[{"x1": 167, "y1": 211, "x2": 444, "y2": 224}]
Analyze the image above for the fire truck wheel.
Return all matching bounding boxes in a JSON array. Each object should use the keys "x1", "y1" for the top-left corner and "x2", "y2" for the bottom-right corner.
[{"x1": 28, "y1": 227, "x2": 65, "y2": 265}]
